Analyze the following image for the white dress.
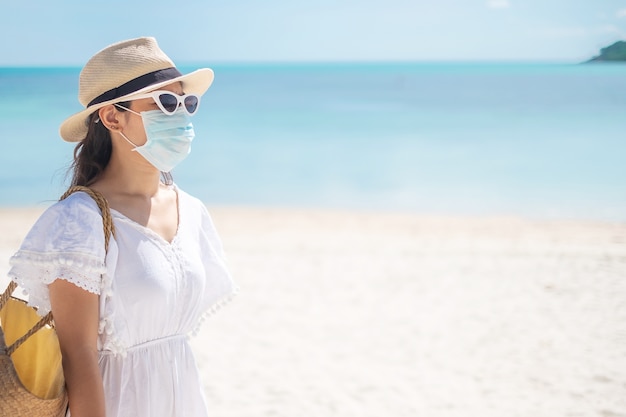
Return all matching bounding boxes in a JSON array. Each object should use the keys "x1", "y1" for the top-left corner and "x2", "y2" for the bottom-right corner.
[{"x1": 8, "y1": 187, "x2": 236, "y2": 417}]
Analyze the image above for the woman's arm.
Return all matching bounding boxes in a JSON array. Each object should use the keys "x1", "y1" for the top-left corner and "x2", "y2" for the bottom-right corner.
[{"x1": 49, "y1": 279, "x2": 105, "y2": 417}]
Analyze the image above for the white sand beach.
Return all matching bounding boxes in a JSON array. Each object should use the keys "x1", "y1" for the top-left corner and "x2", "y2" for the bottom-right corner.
[{"x1": 1, "y1": 206, "x2": 625, "y2": 416}]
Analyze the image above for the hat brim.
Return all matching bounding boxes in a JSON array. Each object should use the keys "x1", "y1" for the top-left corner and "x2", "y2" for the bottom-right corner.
[{"x1": 59, "y1": 68, "x2": 214, "y2": 142}]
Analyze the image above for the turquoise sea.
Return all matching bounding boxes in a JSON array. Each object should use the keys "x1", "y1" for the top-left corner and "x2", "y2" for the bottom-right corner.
[{"x1": 0, "y1": 63, "x2": 625, "y2": 221}]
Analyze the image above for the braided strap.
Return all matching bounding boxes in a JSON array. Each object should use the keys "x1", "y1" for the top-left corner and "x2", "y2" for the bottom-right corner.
[
  {"x1": 1, "y1": 186, "x2": 114, "y2": 356},
  {"x1": 0, "y1": 281, "x2": 17, "y2": 310},
  {"x1": 1, "y1": 282, "x2": 54, "y2": 356},
  {"x1": 5, "y1": 313, "x2": 54, "y2": 357}
]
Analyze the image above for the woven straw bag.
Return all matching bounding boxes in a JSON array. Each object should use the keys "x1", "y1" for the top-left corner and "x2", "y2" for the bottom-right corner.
[{"x1": 0, "y1": 186, "x2": 114, "y2": 417}]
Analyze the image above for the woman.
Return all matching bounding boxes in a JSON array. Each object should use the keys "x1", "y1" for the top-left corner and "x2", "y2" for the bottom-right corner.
[{"x1": 8, "y1": 37, "x2": 236, "y2": 416}]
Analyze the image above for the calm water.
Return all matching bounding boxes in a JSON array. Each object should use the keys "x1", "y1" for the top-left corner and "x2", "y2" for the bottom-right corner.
[{"x1": 0, "y1": 63, "x2": 625, "y2": 221}]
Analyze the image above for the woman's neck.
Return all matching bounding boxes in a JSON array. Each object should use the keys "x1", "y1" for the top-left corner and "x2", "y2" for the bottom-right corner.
[{"x1": 93, "y1": 144, "x2": 163, "y2": 199}]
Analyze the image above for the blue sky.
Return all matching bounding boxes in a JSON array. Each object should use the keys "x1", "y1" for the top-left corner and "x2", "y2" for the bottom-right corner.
[{"x1": 3, "y1": 0, "x2": 626, "y2": 65}]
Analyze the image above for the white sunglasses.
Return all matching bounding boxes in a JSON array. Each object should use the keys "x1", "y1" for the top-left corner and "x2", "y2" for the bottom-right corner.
[{"x1": 126, "y1": 90, "x2": 201, "y2": 115}]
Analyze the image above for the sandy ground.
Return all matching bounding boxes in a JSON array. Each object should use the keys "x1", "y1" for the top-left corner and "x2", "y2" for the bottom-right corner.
[{"x1": 1, "y1": 206, "x2": 625, "y2": 417}]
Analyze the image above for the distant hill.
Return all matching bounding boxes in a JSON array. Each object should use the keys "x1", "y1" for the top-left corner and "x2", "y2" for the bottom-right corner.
[{"x1": 588, "y1": 41, "x2": 626, "y2": 62}]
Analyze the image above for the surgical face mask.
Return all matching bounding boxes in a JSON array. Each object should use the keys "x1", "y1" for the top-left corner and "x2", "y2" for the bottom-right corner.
[{"x1": 116, "y1": 106, "x2": 195, "y2": 172}]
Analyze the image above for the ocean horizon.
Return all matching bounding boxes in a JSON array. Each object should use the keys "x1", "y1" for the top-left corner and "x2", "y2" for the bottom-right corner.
[{"x1": 1, "y1": 62, "x2": 625, "y2": 222}]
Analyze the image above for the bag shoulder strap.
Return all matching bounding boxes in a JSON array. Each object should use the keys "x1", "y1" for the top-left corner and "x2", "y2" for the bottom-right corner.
[{"x1": 1, "y1": 185, "x2": 114, "y2": 356}]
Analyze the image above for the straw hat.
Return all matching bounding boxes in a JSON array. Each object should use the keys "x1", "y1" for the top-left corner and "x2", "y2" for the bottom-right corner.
[{"x1": 59, "y1": 37, "x2": 214, "y2": 142}]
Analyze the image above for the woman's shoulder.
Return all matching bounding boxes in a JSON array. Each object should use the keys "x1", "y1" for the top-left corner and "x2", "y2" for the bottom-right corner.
[
  {"x1": 175, "y1": 185, "x2": 210, "y2": 215},
  {"x1": 18, "y1": 190, "x2": 106, "y2": 250},
  {"x1": 47, "y1": 190, "x2": 103, "y2": 214},
  {"x1": 175, "y1": 185, "x2": 222, "y2": 234},
  {"x1": 35, "y1": 191, "x2": 104, "y2": 228}
]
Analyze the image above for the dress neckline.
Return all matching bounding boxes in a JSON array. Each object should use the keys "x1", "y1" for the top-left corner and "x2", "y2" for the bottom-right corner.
[{"x1": 109, "y1": 185, "x2": 181, "y2": 246}]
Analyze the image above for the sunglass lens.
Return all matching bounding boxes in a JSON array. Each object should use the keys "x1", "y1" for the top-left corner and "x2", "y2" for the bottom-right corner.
[
  {"x1": 184, "y1": 96, "x2": 199, "y2": 114},
  {"x1": 158, "y1": 93, "x2": 179, "y2": 113}
]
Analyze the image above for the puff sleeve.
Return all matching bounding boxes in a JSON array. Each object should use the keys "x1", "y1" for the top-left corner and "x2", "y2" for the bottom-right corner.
[{"x1": 8, "y1": 192, "x2": 107, "y2": 317}]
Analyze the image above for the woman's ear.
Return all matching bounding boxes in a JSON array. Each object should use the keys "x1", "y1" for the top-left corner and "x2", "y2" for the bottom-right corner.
[{"x1": 98, "y1": 105, "x2": 123, "y2": 132}]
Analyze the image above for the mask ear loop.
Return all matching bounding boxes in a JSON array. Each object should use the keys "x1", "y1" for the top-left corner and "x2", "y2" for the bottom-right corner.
[
  {"x1": 110, "y1": 103, "x2": 143, "y2": 150},
  {"x1": 117, "y1": 130, "x2": 141, "y2": 150}
]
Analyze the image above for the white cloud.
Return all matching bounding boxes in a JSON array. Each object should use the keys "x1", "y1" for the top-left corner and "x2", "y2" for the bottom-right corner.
[
  {"x1": 487, "y1": 0, "x2": 510, "y2": 9},
  {"x1": 531, "y1": 24, "x2": 626, "y2": 39},
  {"x1": 534, "y1": 26, "x2": 589, "y2": 38},
  {"x1": 617, "y1": 8, "x2": 626, "y2": 18},
  {"x1": 599, "y1": 24, "x2": 624, "y2": 35}
]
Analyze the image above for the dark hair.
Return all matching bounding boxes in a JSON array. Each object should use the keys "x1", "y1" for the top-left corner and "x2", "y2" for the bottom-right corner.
[
  {"x1": 70, "y1": 109, "x2": 115, "y2": 186},
  {"x1": 69, "y1": 102, "x2": 173, "y2": 187}
]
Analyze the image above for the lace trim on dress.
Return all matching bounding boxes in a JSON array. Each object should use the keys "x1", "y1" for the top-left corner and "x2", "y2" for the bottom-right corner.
[
  {"x1": 190, "y1": 285, "x2": 240, "y2": 337},
  {"x1": 98, "y1": 268, "x2": 127, "y2": 357},
  {"x1": 8, "y1": 250, "x2": 106, "y2": 316}
]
